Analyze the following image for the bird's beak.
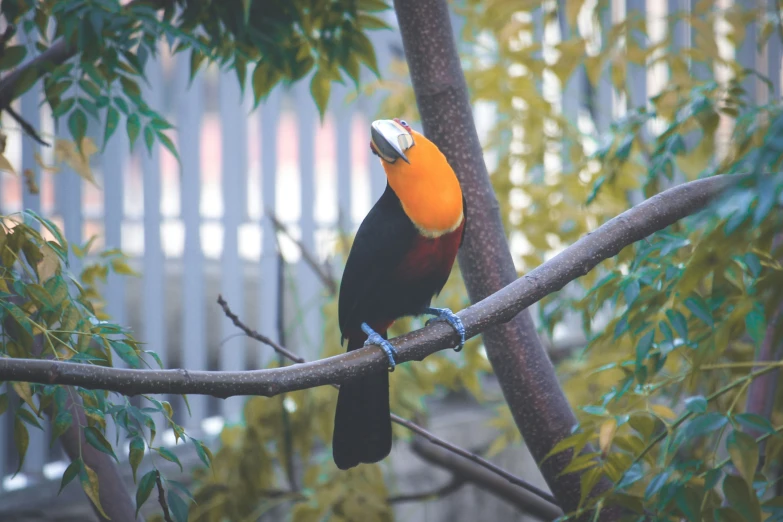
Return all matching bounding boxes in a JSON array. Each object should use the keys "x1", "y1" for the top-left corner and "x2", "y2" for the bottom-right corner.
[{"x1": 370, "y1": 119, "x2": 414, "y2": 164}]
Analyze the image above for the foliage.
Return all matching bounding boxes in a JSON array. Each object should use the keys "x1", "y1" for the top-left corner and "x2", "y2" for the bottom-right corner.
[
  {"x1": 0, "y1": 0, "x2": 390, "y2": 519},
  {"x1": 0, "y1": 208, "x2": 214, "y2": 518},
  {"x1": 1, "y1": 0, "x2": 389, "y2": 157},
  {"x1": 2, "y1": 0, "x2": 783, "y2": 520}
]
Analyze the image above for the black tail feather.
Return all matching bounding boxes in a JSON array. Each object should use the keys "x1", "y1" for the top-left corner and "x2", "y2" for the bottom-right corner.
[{"x1": 332, "y1": 335, "x2": 392, "y2": 470}]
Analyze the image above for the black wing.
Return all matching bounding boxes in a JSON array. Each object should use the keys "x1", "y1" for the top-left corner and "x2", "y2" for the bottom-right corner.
[{"x1": 338, "y1": 184, "x2": 417, "y2": 338}]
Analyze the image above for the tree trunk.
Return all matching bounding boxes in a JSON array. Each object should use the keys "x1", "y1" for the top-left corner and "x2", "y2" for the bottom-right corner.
[{"x1": 391, "y1": 0, "x2": 618, "y2": 516}]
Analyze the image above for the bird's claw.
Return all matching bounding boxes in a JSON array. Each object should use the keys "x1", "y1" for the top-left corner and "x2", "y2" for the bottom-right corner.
[
  {"x1": 361, "y1": 323, "x2": 398, "y2": 371},
  {"x1": 424, "y1": 307, "x2": 466, "y2": 352}
]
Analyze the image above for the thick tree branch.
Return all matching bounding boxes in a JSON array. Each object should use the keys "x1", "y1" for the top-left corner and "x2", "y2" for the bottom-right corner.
[
  {"x1": 0, "y1": 175, "x2": 736, "y2": 396},
  {"x1": 410, "y1": 437, "x2": 563, "y2": 520}
]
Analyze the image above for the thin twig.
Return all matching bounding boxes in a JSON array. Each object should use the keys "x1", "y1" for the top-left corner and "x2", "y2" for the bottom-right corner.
[
  {"x1": 217, "y1": 294, "x2": 303, "y2": 363},
  {"x1": 155, "y1": 471, "x2": 174, "y2": 522},
  {"x1": 216, "y1": 294, "x2": 560, "y2": 510},
  {"x1": 3, "y1": 106, "x2": 50, "y2": 146},
  {"x1": 266, "y1": 212, "x2": 337, "y2": 295},
  {"x1": 390, "y1": 413, "x2": 558, "y2": 505},
  {"x1": 387, "y1": 476, "x2": 466, "y2": 503},
  {"x1": 410, "y1": 436, "x2": 563, "y2": 520}
]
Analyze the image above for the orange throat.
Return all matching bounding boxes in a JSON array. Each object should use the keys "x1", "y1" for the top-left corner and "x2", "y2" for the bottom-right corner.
[{"x1": 380, "y1": 130, "x2": 464, "y2": 238}]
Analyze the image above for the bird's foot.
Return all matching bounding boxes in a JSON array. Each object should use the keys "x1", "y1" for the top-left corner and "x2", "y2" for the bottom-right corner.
[
  {"x1": 424, "y1": 307, "x2": 466, "y2": 352},
  {"x1": 361, "y1": 323, "x2": 398, "y2": 371}
]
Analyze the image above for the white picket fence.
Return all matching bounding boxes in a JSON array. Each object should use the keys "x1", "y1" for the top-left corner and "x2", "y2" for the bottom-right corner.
[{"x1": 0, "y1": 0, "x2": 779, "y2": 503}]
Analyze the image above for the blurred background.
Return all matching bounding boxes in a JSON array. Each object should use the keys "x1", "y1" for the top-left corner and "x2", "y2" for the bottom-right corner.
[{"x1": 0, "y1": 0, "x2": 779, "y2": 520}]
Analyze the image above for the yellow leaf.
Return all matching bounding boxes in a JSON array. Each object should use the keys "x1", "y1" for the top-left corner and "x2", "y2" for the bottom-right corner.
[
  {"x1": 34, "y1": 152, "x2": 59, "y2": 173},
  {"x1": 0, "y1": 154, "x2": 17, "y2": 175},
  {"x1": 12, "y1": 382, "x2": 38, "y2": 415},
  {"x1": 37, "y1": 244, "x2": 60, "y2": 282},
  {"x1": 584, "y1": 54, "x2": 604, "y2": 87},
  {"x1": 610, "y1": 56, "x2": 626, "y2": 92},
  {"x1": 23, "y1": 169, "x2": 38, "y2": 195},
  {"x1": 650, "y1": 404, "x2": 677, "y2": 420},
  {"x1": 54, "y1": 138, "x2": 99, "y2": 186},
  {"x1": 566, "y1": 0, "x2": 585, "y2": 29},
  {"x1": 80, "y1": 464, "x2": 109, "y2": 519},
  {"x1": 598, "y1": 418, "x2": 617, "y2": 454}
]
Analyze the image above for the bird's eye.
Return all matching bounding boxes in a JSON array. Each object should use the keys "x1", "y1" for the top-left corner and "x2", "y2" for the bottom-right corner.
[{"x1": 399, "y1": 120, "x2": 408, "y2": 127}]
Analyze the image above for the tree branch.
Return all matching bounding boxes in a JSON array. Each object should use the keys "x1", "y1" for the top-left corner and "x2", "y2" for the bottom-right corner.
[
  {"x1": 387, "y1": 475, "x2": 466, "y2": 504},
  {"x1": 218, "y1": 294, "x2": 557, "y2": 509},
  {"x1": 0, "y1": 174, "x2": 738, "y2": 398},
  {"x1": 155, "y1": 471, "x2": 174, "y2": 522},
  {"x1": 267, "y1": 212, "x2": 337, "y2": 295},
  {"x1": 410, "y1": 436, "x2": 563, "y2": 520}
]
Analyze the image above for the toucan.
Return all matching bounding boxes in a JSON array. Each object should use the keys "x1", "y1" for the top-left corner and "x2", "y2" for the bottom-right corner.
[{"x1": 332, "y1": 118, "x2": 466, "y2": 470}]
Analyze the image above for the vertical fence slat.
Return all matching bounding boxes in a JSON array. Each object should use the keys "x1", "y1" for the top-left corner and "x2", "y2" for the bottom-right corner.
[
  {"x1": 333, "y1": 85, "x2": 354, "y2": 234},
  {"x1": 218, "y1": 71, "x2": 247, "y2": 422},
  {"x1": 737, "y1": 0, "x2": 758, "y2": 104},
  {"x1": 259, "y1": 88, "x2": 282, "y2": 368},
  {"x1": 177, "y1": 55, "x2": 207, "y2": 427},
  {"x1": 690, "y1": 0, "x2": 712, "y2": 80},
  {"x1": 294, "y1": 82, "x2": 322, "y2": 361},
  {"x1": 595, "y1": 1, "x2": 614, "y2": 134},
  {"x1": 626, "y1": 0, "x2": 648, "y2": 113},
  {"x1": 769, "y1": 8, "x2": 782, "y2": 100},
  {"x1": 103, "y1": 117, "x2": 127, "y2": 326},
  {"x1": 140, "y1": 57, "x2": 167, "y2": 440}
]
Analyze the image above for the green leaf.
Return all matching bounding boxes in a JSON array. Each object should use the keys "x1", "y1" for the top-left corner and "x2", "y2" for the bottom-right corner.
[
  {"x1": 13, "y1": 416, "x2": 29, "y2": 474},
  {"x1": 723, "y1": 473, "x2": 761, "y2": 521},
  {"x1": 735, "y1": 413, "x2": 776, "y2": 436},
  {"x1": 645, "y1": 470, "x2": 670, "y2": 500},
  {"x1": 14, "y1": 67, "x2": 39, "y2": 99},
  {"x1": 665, "y1": 309, "x2": 688, "y2": 339},
  {"x1": 143, "y1": 125, "x2": 155, "y2": 153},
  {"x1": 358, "y1": 0, "x2": 389, "y2": 12},
  {"x1": 51, "y1": 411, "x2": 73, "y2": 446},
  {"x1": 68, "y1": 109, "x2": 87, "y2": 145},
  {"x1": 191, "y1": 438, "x2": 212, "y2": 467},
  {"x1": 727, "y1": 430, "x2": 759, "y2": 487},
  {"x1": 0, "y1": 45, "x2": 27, "y2": 70},
  {"x1": 351, "y1": 29, "x2": 379, "y2": 77},
  {"x1": 52, "y1": 97, "x2": 76, "y2": 118},
  {"x1": 155, "y1": 130, "x2": 179, "y2": 162},
  {"x1": 85, "y1": 426, "x2": 118, "y2": 461},
  {"x1": 252, "y1": 61, "x2": 281, "y2": 107},
  {"x1": 357, "y1": 13, "x2": 391, "y2": 30},
  {"x1": 110, "y1": 340, "x2": 142, "y2": 368},
  {"x1": 684, "y1": 395, "x2": 707, "y2": 414},
  {"x1": 156, "y1": 447, "x2": 182, "y2": 472},
  {"x1": 136, "y1": 470, "x2": 157, "y2": 516},
  {"x1": 59, "y1": 458, "x2": 81, "y2": 495},
  {"x1": 745, "y1": 307, "x2": 765, "y2": 345},
  {"x1": 120, "y1": 76, "x2": 141, "y2": 101},
  {"x1": 16, "y1": 407, "x2": 43, "y2": 430},
  {"x1": 81, "y1": 463, "x2": 109, "y2": 519},
  {"x1": 635, "y1": 330, "x2": 654, "y2": 365},
  {"x1": 309, "y1": 68, "x2": 331, "y2": 120},
  {"x1": 685, "y1": 296, "x2": 713, "y2": 327},
  {"x1": 129, "y1": 437, "x2": 145, "y2": 482},
  {"x1": 127, "y1": 113, "x2": 141, "y2": 150},
  {"x1": 682, "y1": 412, "x2": 727, "y2": 440},
  {"x1": 167, "y1": 491, "x2": 190, "y2": 522},
  {"x1": 103, "y1": 107, "x2": 119, "y2": 148}
]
